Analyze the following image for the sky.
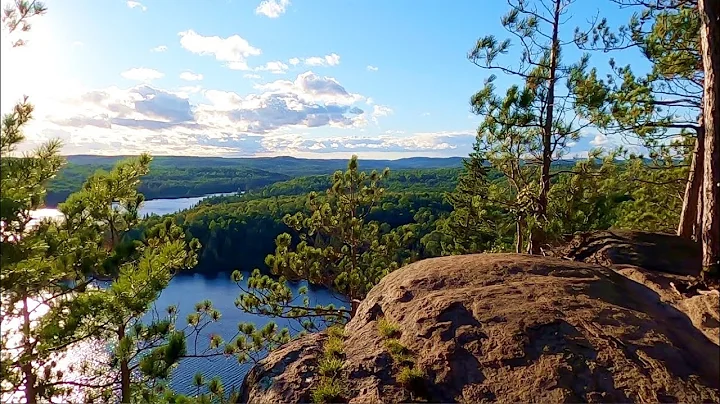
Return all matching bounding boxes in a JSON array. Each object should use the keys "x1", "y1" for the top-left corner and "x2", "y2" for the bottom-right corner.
[{"x1": 0, "y1": 0, "x2": 647, "y2": 159}]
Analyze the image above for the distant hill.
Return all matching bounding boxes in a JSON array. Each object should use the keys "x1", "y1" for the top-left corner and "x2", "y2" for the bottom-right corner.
[
  {"x1": 45, "y1": 155, "x2": 467, "y2": 206},
  {"x1": 63, "y1": 155, "x2": 467, "y2": 175}
]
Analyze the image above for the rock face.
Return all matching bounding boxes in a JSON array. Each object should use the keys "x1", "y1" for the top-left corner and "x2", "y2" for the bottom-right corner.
[{"x1": 241, "y1": 241, "x2": 720, "y2": 403}]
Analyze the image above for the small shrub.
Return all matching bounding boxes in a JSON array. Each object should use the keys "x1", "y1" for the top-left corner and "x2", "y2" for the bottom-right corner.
[
  {"x1": 324, "y1": 336, "x2": 344, "y2": 358},
  {"x1": 383, "y1": 338, "x2": 408, "y2": 356},
  {"x1": 312, "y1": 378, "x2": 344, "y2": 403},
  {"x1": 318, "y1": 356, "x2": 344, "y2": 377},
  {"x1": 326, "y1": 325, "x2": 345, "y2": 339},
  {"x1": 397, "y1": 366, "x2": 424, "y2": 388},
  {"x1": 377, "y1": 318, "x2": 401, "y2": 339}
]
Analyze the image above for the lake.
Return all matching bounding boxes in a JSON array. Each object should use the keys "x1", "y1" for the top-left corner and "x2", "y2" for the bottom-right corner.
[{"x1": 19, "y1": 193, "x2": 343, "y2": 398}]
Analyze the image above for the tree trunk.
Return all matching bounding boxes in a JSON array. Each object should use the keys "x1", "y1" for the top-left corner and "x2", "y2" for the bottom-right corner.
[
  {"x1": 532, "y1": 0, "x2": 562, "y2": 254},
  {"x1": 677, "y1": 125, "x2": 705, "y2": 240},
  {"x1": 515, "y1": 217, "x2": 525, "y2": 254},
  {"x1": 118, "y1": 325, "x2": 131, "y2": 403},
  {"x1": 21, "y1": 296, "x2": 37, "y2": 404},
  {"x1": 699, "y1": 0, "x2": 720, "y2": 280}
]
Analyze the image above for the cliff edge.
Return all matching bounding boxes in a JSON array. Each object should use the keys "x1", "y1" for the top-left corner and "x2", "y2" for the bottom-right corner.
[{"x1": 241, "y1": 232, "x2": 720, "y2": 403}]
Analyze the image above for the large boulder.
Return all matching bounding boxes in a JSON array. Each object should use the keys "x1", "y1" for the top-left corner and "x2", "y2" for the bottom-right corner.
[{"x1": 241, "y1": 253, "x2": 719, "y2": 403}]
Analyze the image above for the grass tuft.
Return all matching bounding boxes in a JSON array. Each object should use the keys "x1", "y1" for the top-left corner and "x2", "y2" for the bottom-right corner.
[
  {"x1": 318, "y1": 356, "x2": 344, "y2": 377},
  {"x1": 324, "y1": 336, "x2": 344, "y2": 359},
  {"x1": 311, "y1": 378, "x2": 344, "y2": 403},
  {"x1": 397, "y1": 366, "x2": 424, "y2": 388},
  {"x1": 326, "y1": 325, "x2": 345, "y2": 339},
  {"x1": 377, "y1": 318, "x2": 401, "y2": 339},
  {"x1": 383, "y1": 338, "x2": 408, "y2": 356}
]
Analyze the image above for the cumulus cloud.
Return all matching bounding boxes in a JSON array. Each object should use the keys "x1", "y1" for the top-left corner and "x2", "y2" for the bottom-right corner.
[
  {"x1": 151, "y1": 45, "x2": 168, "y2": 52},
  {"x1": 255, "y1": 61, "x2": 289, "y2": 74},
  {"x1": 589, "y1": 133, "x2": 608, "y2": 146},
  {"x1": 255, "y1": 0, "x2": 290, "y2": 18},
  {"x1": 179, "y1": 71, "x2": 203, "y2": 81},
  {"x1": 244, "y1": 73, "x2": 262, "y2": 79},
  {"x1": 254, "y1": 71, "x2": 365, "y2": 106},
  {"x1": 126, "y1": 1, "x2": 147, "y2": 11},
  {"x1": 259, "y1": 130, "x2": 475, "y2": 156},
  {"x1": 178, "y1": 30, "x2": 261, "y2": 70},
  {"x1": 366, "y1": 65, "x2": 378, "y2": 72},
  {"x1": 288, "y1": 57, "x2": 300, "y2": 66},
  {"x1": 38, "y1": 72, "x2": 368, "y2": 154},
  {"x1": 121, "y1": 68, "x2": 164, "y2": 82},
  {"x1": 303, "y1": 53, "x2": 340, "y2": 67},
  {"x1": 371, "y1": 105, "x2": 393, "y2": 123}
]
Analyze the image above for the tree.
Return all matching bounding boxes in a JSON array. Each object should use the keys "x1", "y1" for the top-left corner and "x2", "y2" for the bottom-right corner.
[
  {"x1": 698, "y1": 0, "x2": 719, "y2": 281},
  {"x1": 234, "y1": 156, "x2": 409, "y2": 337},
  {"x1": 573, "y1": 0, "x2": 704, "y2": 239},
  {"x1": 468, "y1": 0, "x2": 597, "y2": 253},
  {"x1": 434, "y1": 153, "x2": 511, "y2": 255}
]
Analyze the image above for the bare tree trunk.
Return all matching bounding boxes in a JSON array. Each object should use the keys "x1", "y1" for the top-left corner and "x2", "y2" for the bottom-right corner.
[
  {"x1": 21, "y1": 296, "x2": 37, "y2": 404},
  {"x1": 677, "y1": 125, "x2": 705, "y2": 240},
  {"x1": 515, "y1": 217, "x2": 524, "y2": 254},
  {"x1": 532, "y1": 0, "x2": 562, "y2": 255},
  {"x1": 699, "y1": 0, "x2": 720, "y2": 281}
]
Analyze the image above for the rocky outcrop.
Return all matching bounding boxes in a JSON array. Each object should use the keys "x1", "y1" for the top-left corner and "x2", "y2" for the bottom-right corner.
[{"x1": 241, "y1": 235, "x2": 720, "y2": 403}]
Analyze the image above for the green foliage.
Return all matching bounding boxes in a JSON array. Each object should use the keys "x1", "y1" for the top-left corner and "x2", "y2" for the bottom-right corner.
[
  {"x1": 232, "y1": 155, "x2": 420, "y2": 348},
  {"x1": 312, "y1": 325, "x2": 346, "y2": 403},
  {"x1": 397, "y1": 366, "x2": 424, "y2": 388},
  {"x1": 318, "y1": 357, "x2": 344, "y2": 377},
  {"x1": 377, "y1": 318, "x2": 401, "y2": 339},
  {"x1": 323, "y1": 334, "x2": 345, "y2": 359},
  {"x1": 468, "y1": 0, "x2": 598, "y2": 253},
  {"x1": 311, "y1": 378, "x2": 344, "y2": 404}
]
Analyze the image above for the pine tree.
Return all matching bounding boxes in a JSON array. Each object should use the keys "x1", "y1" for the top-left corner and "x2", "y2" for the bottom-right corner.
[
  {"x1": 234, "y1": 156, "x2": 409, "y2": 338},
  {"x1": 573, "y1": 0, "x2": 704, "y2": 239},
  {"x1": 468, "y1": 0, "x2": 596, "y2": 254}
]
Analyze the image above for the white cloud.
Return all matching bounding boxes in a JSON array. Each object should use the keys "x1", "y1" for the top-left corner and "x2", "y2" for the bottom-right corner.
[
  {"x1": 253, "y1": 71, "x2": 365, "y2": 106},
  {"x1": 288, "y1": 57, "x2": 300, "y2": 66},
  {"x1": 126, "y1": 1, "x2": 147, "y2": 11},
  {"x1": 589, "y1": 133, "x2": 608, "y2": 146},
  {"x1": 255, "y1": 61, "x2": 289, "y2": 74},
  {"x1": 151, "y1": 45, "x2": 168, "y2": 52},
  {"x1": 121, "y1": 68, "x2": 164, "y2": 82},
  {"x1": 179, "y1": 71, "x2": 203, "y2": 81},
  {"x1": 72, "y1": 41, "x2": 83, "y2": 47},
  {"x1": 32, "y1": 72, "x2": 368, "y2": 156},
  {"x1": 566, "y1": 141, "x2": 577, "y2": 147},
  {"x1": 366, "y1": 97, "x2": 374, "y2": 105},
  {"x1": 178, "y1": 30, "x2": 261, "y2": 70},
  {"x1": 304, "y1": 53, "x2": 340, "y2": 67},
  {"x1": 421, "y1": 112, "x2": 431, "y2": 116},
  {"x1": 371, "y1": 105, "x2": 393, "y2": 123},
  {"x1": 255, "y1": 0, "x2": 291, "y2": 18},
  {"x1": 366, "y1": 65, "x2": 378, "y2": 72},
  {"x1": 244, "y1": 73, "x2": 262, "y2": 79}
]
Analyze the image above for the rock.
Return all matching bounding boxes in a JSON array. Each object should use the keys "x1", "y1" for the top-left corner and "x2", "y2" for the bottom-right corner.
[
  {"x1": 549, "y1": 230, "x2": 702, "y2": 276},
  {"x1": 240, "y1": 252, "x2": 719, "y2": 403}
]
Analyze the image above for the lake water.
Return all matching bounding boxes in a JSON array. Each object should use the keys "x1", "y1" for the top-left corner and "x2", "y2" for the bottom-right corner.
[{"x1": 16, "y1": 193, "x2": 343, "y2": 398}]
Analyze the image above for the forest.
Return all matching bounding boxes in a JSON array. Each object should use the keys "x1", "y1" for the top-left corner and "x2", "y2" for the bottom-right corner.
[
  {"x1": 44, "y1": 156, "x2": 466, "y2": 205},
  {"x1": 1, "y1": 0, "x2": 718, "y2": 403}
]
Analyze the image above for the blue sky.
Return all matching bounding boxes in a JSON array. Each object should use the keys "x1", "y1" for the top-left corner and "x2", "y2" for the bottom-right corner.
[{"x1": 1, "y1": 0, "x2": 646, "y2": 159}]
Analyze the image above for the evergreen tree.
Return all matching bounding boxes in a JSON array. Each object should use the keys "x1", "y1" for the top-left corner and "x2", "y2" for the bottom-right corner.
[
  {"x1": 234, "y1": 156, "x2": 409, "y2": 336},
  {"x1": 572, "y1": 0, "x2": 703, "y2": 239},
  {"x1": 468, "y1": 0, "x2": 596, "y2": 254}
]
